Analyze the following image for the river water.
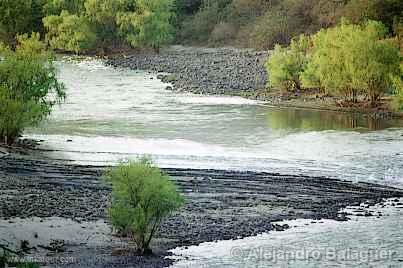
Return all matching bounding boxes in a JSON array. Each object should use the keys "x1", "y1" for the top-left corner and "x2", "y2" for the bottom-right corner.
[
  {"x1": 26, "y1": 57, "x2": 403, "y2": 267},
  {"x1": 27, "y1": 57, "x2": 403, "y2": 187},
  {"x1": 170, "y1": 198, "x2": 403, "y2": 268}
]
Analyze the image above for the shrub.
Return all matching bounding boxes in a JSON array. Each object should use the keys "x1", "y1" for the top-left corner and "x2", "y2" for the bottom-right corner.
[
  {"x1": 0, "y1": 33, "x2": 65, "y2": 144},
  {"x1": 391, "y1": 64, "x2": 403, "y2": 111},
  {"x1": 0, "y1": 87, "x2": 42, "y2": 145},
  {"x1": 43, "y1": 11, "x2": 97, "y2": 53},
  {"x1": 301, "y1": 20, "x2": 400, "y2": 103},
  {"x1": 105, "y1": 158, "x2": 184, "y2": 254},
  {"x1": 265, "y1": 35, "x2": 310, "y2": 92},
  {"x1": 116, "y1": 0, "x2": 176, "y2": 50}
]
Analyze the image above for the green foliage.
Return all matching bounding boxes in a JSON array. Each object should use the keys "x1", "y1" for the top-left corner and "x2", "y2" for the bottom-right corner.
[
  {"x1": 84, "y1": 0, "x2": 122, "y2": 46},
  {"x1": 0, "y1": 33, "x2": 65, "y2": 144},
  {"x1": 266, "y1": 35, "x2": 309, "y2": 92},
  {"x1": 0, "y1": 0, "x2": 36, "y2": 44},
  {"x1": 0, "y1": 0, "x2": 401, "y2": 51},
  {"x1": 105, "y1": 158, "x2": 184, "y2": 254},
  {"x1": 44, "y1": 0, "x2": 86, "y2": 16},
  {"x1": 391, "y1": 64, "x2": 403, "y2": 111},
  {"x1": 43, "y1": 11, "x2": 97, "y2": 53},
  {"x1": 117, "y1": 0, "x2": 175, "y2": 49},
  {"x1": 301, "y1": 20, "x2": 401, "y2": 103}
]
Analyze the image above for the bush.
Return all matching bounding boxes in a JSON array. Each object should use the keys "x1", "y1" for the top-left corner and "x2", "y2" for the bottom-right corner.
[
  {"x1": 391, "y1": 64, "x2": 403, "y2": 111},
  {"x1": 43, "y1": 11, "x2": 97, "y2": 53},
  {"x1": 105, "y1": 158, "x2": 184, "y2": 254},
  {"x1": 301, "y1": 20, "x2": 401, "y2": 103},
  {"x1": 117, "y1": 0, "x2": 176, "y2": 50},
  {"x1": 0, "y1": 33, "x2": 65, "y2": 144},
  {"x1": 265, "y1": 35, "x2": 309, "y2": 92}
]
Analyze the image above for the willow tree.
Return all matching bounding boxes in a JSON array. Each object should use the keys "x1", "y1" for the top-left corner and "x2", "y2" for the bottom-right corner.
[
  {"x1": 0, "y1": 0, "x2": 35, "y2": 44},
  {"x1": 265, "y1": 34, "x2": 310, "y2": 92},
  {"x1": 117, "y1": 0, "x2": 175, "y2": 51},
  {"x1": 105, "y1": 158, "x2": 184, "y2": 254},
  {"x1": 43, "y1": 11, "x2": 97, "y2": 53},
  {"x1": 301, "y1": 20, "x2": 400, "y2": 103},
  {"x1": 84, "y1": 0, "x2": 122, "y2": 47},
  {"x1": 0, "y1": 33, "x2": 65, "y2": 144}
]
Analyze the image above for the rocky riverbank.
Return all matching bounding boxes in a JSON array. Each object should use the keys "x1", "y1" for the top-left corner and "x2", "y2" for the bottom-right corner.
[
  {"x1": 107, "y1": 46, "x2": 268, "y2": 96},
  {"x1": 106, "y1": 46, "x2": 403, "y2": 119},
  {"x1": 1, "y1": 152, "x2": 403, "y2": 267}
]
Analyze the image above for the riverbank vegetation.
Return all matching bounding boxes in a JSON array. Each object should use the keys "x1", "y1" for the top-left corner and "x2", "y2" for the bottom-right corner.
[
  {"x1": 266, "y1": 20, "x2": 402, "y2": 108},
  {"x1": 0, "y1": 34, "x2": 65, "y2": 145},
  {"x1": 105, "y1": 158, "x2": 184, "y2": 254},
  {"x1": 0, "y1": 0, "x2": 401, "y2": 52},
  {"x1": 178, "y1": 0, "x2": 402, "y2": 50},
  {"x1": 0, "y1": 0, "x2": 176, "y2": 54}
]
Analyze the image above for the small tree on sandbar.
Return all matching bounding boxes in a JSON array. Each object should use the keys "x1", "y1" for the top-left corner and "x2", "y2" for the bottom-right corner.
[{"x1": 105, "y1": 158, "x2": 184, "y2": 255}]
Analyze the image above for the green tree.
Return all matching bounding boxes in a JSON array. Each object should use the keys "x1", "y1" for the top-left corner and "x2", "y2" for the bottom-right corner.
[
  {"x1": 105, "y1": 158, "x2": 184, "y2": 254},
  {"x1": 0, "y1": 0, "x2": 34, "y2": 44},
  {"x1": 0, "y1": 33, "x2": 65, "y2": 144},
  {"x1": 391, "y1": 63, "x2": 403, "y2": 111},
  {"x1": 43, "y1": 11, "x2": 97, "y2": 53},
  {"x1": 84, "y1": 0, "x2": 123, "y2": 48},
  {"x1": 117, "y1": 0, "x2": 175, "y2": 50},
  {"x1": 301, "y1": 20, "x2": 400, "y2": 103},
  {"x1": 44, "y1": 0, "x2": 86, "y2": 16},
  {"x1": 265, "y1": 35, "x2": 310, "y2": 92}
]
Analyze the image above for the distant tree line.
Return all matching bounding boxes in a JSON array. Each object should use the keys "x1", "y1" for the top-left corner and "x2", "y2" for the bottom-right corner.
[
  {"x1": 177, "y1": 0, "x2": 402, "y2": 50},
  {"x1": 0, "y1": 0, "x2": 401, "y2": 52},
  {"x1": 0, "y1": 0, "x2": 176, "y2": 53}
]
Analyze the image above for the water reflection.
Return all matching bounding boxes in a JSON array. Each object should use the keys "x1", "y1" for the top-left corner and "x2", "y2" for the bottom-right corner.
[{"x1": 266, "y1": 108, "x2": 403, "y2": 131}]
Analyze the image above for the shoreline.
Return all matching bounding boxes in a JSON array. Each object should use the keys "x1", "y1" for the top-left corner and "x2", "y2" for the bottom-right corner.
[
  {"x1": 1, "y1": 152, "x2": 403, "y2": 267},
  {"x1": 106, "y1": 46, "x2": 403, "y2": 119}
]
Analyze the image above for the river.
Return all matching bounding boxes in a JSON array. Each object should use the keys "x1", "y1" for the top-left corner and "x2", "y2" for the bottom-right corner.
[
  {"x1": 27, "y1": 57, "x2": 403, "y2": 187},
  {"x1": 25, "y1": 57, "x2": 403, "y2": 267}
]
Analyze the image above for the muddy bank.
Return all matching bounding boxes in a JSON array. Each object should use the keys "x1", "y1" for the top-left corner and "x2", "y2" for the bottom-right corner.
[
  {"x1": 107, "y1": 46, "x2": 268, "y2": 96},
  {"x1": 1, "y1": 153, "x2": 403, "y2": 267}
]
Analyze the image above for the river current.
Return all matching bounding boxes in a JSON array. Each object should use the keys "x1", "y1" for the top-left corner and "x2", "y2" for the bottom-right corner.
[
  {"x1": 27, "y1": 57, "x2": 403, "y2": 187},
  {"x1": 25, "y1": 57, "x2": 403, "y2": 267}
]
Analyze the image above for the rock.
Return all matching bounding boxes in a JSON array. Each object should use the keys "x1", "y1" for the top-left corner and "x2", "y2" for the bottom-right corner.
[
  {"x1": 106, "y1": 47, "x2": 268, "y2": 96},
  {"x1": 273, "y1": 224, "x2": 290, "y2": 231},
  {"x1": 335, "y1": 213, "x2": 349, "y2": 221}
]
